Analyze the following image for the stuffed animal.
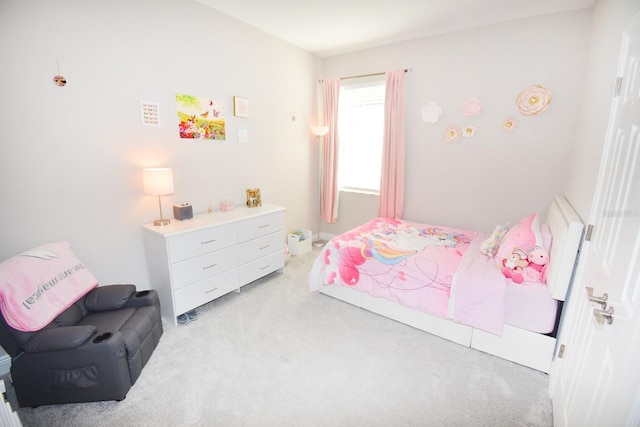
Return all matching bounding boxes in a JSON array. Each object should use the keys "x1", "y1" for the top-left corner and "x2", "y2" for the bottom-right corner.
[
  {"x1": 501, "y1": 248, "x2": 529, "y2": 283},
  {"x1": 480, "y1": 224, "x2": 508, "y2": 257},
  {"x1": 520, "y1": 246, "x2": 549, "y2": 283}
]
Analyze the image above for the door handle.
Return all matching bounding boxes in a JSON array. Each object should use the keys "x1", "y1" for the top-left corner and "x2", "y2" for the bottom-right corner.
[
  {"x1": 585, "y1": 286, "x2": 608, "y2": 309},
  {"x1": 593, "y1": 306, "x2": 614, "y2": 325}
]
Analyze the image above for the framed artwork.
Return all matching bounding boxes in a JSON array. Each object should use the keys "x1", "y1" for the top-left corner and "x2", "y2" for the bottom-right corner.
[
  {"x1": 175, "y1": 93, "x2": 225, "y2": 140},
  {"x1": 246, "y1": 188, "x2": 262, "y2": 207},
  {"x1": 234, "y1": 96, "x2": 250, "y2": 118}
]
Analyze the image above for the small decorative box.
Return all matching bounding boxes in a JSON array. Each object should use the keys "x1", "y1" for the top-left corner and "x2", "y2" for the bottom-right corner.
[
  {"x1": 173, "y1": 203, "x2": 193, "y2": 220},
  {"x1": 220, "y1": 201, "x2": 234, "y2": 212}
]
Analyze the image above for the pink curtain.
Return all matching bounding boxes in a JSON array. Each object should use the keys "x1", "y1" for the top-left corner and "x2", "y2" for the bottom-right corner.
[
  {"x1": 322, "y1": 78, "x2": 340, "y2": 223},
  {"x1": 378, "y1": 69, "x2": 406, "y2": 219}
]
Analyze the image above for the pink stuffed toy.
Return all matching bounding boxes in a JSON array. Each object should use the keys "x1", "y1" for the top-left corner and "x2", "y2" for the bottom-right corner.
[
  {"x1": 501, "y1": 248, "x2": 529, "y2": 283},
  {"x1": 520, "y1": 246, "x2": 549, "y2": 283}
]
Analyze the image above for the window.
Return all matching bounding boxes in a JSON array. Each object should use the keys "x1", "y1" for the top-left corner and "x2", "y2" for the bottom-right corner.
[{"x1": 338, "y1": 78, "x2": 385, "y2": 193}]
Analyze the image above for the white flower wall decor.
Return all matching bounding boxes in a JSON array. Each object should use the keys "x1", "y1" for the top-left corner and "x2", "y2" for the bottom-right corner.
[{"x1": 421, "y1": 102, "x2": 442, "y2": 123}]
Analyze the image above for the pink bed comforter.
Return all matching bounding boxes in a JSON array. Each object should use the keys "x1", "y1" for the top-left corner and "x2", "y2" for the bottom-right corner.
[{"x1": 308, "y1": 218, "x2": 508, "y2": 335}]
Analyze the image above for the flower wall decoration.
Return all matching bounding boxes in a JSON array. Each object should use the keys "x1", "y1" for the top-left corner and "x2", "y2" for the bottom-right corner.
[
  {"x1": 516, "y1": 85, "x2": 552, "y2": 116},
  {"x1": 462, "y1": 125, "x2": 476, "y2": 138},
  {"x1": 502, "y1": 117, "x2": 518, "y2": 132},
  {"x1": 462, "y1": 97, "x2": 483, "y2": 117},
  {"x1": 421, "y1": 102, "x2": 442, "y2": 123},
  {"x1": 443, "y1": 125, "x2": 461, "y2": 143}
]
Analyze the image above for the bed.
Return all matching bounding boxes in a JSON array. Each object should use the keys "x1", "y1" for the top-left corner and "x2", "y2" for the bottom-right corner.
[{"x1": 308, "y1": 195, "x2": 583, "y2": 373}]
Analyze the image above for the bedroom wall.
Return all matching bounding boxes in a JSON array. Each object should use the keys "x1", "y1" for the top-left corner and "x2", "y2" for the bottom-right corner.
[
  {"x1": 321, "y1": 9, "x2": 592, "y2": 234},
  {"x1": 563, "y1": 0, "x2": 640, "y2": 221},
  {"x1": 0, "y1": 0, "x2": 320, "y2": 289}
]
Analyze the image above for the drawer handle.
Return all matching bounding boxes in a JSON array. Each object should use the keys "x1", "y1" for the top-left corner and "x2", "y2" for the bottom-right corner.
[
  {"x1": 259, "y1": 245, "x2": 270, "y2": 250},
  {"x1": 258, "y1": 224, "x2": 270, "y2": 229},
  {"x1": 259, "y1": 265, "x2": 270, "y2": 270},
  {"x1": 203, "y1": 263, "x2": 218, "y2": 270},
  {"x1": 205, "y1": 287, "x2": 220, "y2": 294},
  {"x1": 201, "y1": 239, "x2": 216, "y2": 245}
]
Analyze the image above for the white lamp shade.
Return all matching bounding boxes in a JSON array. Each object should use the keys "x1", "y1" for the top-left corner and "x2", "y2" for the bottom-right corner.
[
  {"x1": 143, "y1": 168, "x2": 174, "y2": 196},
  {"x1": 311, "y1": 126, "x2": 329, "y2": 137}
]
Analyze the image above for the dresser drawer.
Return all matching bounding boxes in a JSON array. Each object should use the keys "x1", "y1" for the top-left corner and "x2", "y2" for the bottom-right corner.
[
  {"x1": 237, "y1": 231, "x2": 283, "y2": 265},
  {"x1": 168, "y1": 223, "x2": 237, "y2": 263},
  {"x1": 239, "y1": 250, "x2": 284, "y2": 285},
  {"x1": 173, "y1": 269, "x2": 239, "y2": 315},
  {"x1": 237, "y1": 211, "x2": 284, "y2": 243},
  {"x1": 171, "y1": 246, "x2": 237, "y2": 290}
]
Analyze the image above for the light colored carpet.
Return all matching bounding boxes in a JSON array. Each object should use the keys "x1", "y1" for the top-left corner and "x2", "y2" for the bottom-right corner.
[{"x1": 4, "y1": 248, "x2": 553, "y2": 426}]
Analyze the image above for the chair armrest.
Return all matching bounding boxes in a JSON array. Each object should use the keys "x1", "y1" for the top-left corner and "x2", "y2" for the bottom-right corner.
[
  {"x1": 84, "y1": 284, "x2": 136, "y2": 311},
  {"x1": 23, "y1": 325, "x2": 97, "y2": 353},
  {"x1": 123, "y1": 289, "x2": 160, "y2": 308}
]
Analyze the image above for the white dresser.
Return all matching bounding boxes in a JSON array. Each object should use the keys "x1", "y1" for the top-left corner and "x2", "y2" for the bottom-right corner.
[{"x1": 142, "y1": 204, "x2": 285, "y2": 326}]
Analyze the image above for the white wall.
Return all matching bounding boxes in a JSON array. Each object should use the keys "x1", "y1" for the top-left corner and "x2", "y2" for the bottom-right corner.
[
  {"x1": 0, "y1": 0, "x2": 320, "y2": 289},
  {"x1": 322, "y1": 9, "x2": 592, "y2": 234},
  {"x1": 564, "y1": 0, "x2": 640, "y2": 221}
]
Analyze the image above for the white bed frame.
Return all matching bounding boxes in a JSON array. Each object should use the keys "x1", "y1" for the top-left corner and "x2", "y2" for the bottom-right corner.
[{"x1": 318, "y1": 195, "x2": 584, "y2": 373}]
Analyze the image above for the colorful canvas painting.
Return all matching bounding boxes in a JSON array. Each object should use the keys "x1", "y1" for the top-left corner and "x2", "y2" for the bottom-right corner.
[{"x1": 175, "y1": 93, "x2": 225, "y2": 140}]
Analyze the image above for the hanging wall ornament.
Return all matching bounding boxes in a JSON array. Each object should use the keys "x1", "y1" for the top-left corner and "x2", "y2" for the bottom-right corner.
[
  {"x1": 462, "y1": 97, "x2": 483, "y2": 117},
  {"x1": 53, "y1": 57, "x2": 66, "y2": 87},
  {"x1": 461, "y1": 125, "x2": 476, "y2": 138},
  {"x1": 516, "y1": 85, "x2": 552, "y2": 115},
  {"x1": 421, "y1": 102, "x2": 442, "y2": 123},
  {"x1": 502, "y1": 117, "x2": 518, "y2": 132},
  {"x1": 443, "y1": 125, "x2": 461, "y2": 143}
]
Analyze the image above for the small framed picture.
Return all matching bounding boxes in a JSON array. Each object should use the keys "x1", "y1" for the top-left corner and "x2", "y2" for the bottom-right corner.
[
  {"x1": 234, "y1": 96, "x2": 250, "y2": 118},
  {"x1": 246, "y1": 188, "x2": 262, "y2": 207}
]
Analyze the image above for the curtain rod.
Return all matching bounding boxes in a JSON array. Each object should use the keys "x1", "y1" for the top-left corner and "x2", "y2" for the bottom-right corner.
[{"x1": 318, "y1": 68, "x2": 411, "y2": 83}]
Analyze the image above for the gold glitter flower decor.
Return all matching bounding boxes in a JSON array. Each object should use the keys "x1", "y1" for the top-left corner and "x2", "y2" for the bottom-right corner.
[{"x1": 516, "y1": 85, "x2": 552, "y2": 116}]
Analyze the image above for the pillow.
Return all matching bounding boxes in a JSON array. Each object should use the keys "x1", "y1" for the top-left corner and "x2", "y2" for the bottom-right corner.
[
  {"x1": 495, "y1": 213, "x2": 541, "y2": 267},
  {"x1": 480, "y1": 224, "x2": 508, "y2": 257}
]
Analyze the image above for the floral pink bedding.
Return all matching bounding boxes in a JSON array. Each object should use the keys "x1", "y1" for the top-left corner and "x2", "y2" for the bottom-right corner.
[{"x1": 308, "y1": 217, "x2": 509, "y2": 335}]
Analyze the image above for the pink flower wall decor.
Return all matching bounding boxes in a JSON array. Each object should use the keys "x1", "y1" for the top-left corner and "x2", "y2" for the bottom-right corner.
[
  {"x1": 462, "y1": 125, "x2": 476, "y2": 137},
  {"x1": 462, "y1": 97, "x2": 483, "y2": 117},
  {"x1": 516, "y1": 85, "x2": 552, "y2": 116},
  {"x1": 443, "y1": 125, "x2": 461, "y2": 143},
  {"x1": 502, "y1": 117, "x2": 518, "y2": 132}
]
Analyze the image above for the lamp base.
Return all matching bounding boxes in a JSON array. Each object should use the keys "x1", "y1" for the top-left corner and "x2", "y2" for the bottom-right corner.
[
  {"x1": 312, "y1": 239, "x2": 326, "y2": 248},
  {"x1": 153, "y1": 219, "x2": 170, "y2": 226}
]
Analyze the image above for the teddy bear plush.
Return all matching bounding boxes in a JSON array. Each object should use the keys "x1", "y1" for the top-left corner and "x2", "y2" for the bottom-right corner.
[
  {"x1": 501, "y1": 247, "x2": 529, "y2": 283},
  {"x1": 501, "y1": 246, "x2": 550, "y2": 284}
]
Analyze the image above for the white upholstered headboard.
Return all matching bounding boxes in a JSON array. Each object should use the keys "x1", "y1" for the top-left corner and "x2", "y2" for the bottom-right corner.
[{"x1": 545, "y1": 195, "x2": 584, "y2": 301}]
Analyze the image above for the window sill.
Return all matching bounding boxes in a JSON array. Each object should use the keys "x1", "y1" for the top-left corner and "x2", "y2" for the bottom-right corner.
[{"x1": 339, "y1": 188, "x2": 380, "y2": 196}]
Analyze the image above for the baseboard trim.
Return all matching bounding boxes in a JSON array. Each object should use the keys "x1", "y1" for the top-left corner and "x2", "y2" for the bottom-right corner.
[{"x1": 0, "y1": 350, "x2": 11, "y2": 376}]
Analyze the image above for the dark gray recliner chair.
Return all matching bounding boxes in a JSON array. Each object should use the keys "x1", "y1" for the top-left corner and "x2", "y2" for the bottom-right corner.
[{"x1": 0, "y1": 284, "x2": 163, "y2": 407}]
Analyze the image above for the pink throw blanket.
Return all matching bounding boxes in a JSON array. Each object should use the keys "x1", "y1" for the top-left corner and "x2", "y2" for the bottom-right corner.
[
  {"x1": 446, "y1": 233, "x2": 507, "y2": 335},
  {"x1": 0, "y1": 242, "x2": 98, "y2": 332}
]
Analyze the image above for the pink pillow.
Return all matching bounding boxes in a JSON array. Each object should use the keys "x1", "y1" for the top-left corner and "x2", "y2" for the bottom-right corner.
[{"x1": 495, "y1": 213, "x2": 540, "y2": 266}]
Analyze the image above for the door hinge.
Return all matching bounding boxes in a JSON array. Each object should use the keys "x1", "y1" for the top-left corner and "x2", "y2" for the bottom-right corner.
[
  {"x1": 585, "y1": 224, "x2": 594, "y2": 242},
  {"x1": 614, "y1": 76, "x2": 623, "y2": 97},
  {"x1": 558, "y1": 344, "x2": 566, "y2": 358}
]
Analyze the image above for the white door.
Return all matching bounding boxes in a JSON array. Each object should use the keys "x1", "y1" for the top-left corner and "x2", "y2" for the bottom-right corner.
[{"x1": 550, "y1": 11, "x2": 640, "y2": 427}]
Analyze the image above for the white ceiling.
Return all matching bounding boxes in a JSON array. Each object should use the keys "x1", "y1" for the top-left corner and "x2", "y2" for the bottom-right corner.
[{"x1": 194, "y1": 0, "x2": 595, "y2": 57}]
